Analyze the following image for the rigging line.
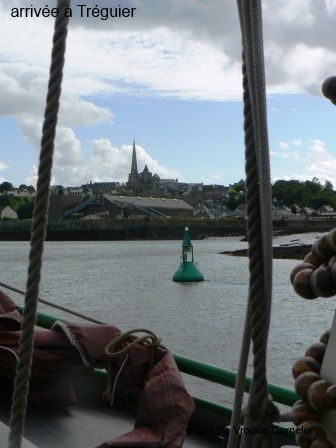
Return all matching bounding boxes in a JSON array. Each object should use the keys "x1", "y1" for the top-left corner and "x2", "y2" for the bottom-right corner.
[
  {"x1": 0, "y1": 281, "x2": 105, "y2": 325},
  {"x1": 227, "y1": 51, "x2": 260, "y2": 448},
  {"x1": 233, "y1": 1, "x2": 276, "y2": 447},
  {"x1": 7, "y1": 2, "x2": 71, "y2": 447}
]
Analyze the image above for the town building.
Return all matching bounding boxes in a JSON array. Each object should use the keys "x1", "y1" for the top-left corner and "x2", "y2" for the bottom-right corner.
[
  {"x1": 126, "y1": 141, "x2": 155, "y2": 194},
  {"x1": 48, "y1": 195, "x2": 85, "y2": 221},
  {"x1": 125, "y1": 141, "x2": 187, "y2": 196},
  {"x1": 0, "y1": 206, "x2": 18, "y2": 220},
  {"x1": 63, "y1": 195, "x2": 194, "y2": 220}
]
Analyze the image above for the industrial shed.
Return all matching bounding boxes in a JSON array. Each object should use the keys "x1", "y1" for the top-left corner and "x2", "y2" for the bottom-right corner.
[{"x1": 63, "y1": 195, "x2": 194, "y2": 219}]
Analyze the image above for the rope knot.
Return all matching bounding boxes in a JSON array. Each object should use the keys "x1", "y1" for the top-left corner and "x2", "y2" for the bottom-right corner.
[
  {"x1": 102, "y1": 328, "x2": 161, "y2": 406},
  {"x1": 104, "y1": 328, "x2": 161, "y2": 359}
]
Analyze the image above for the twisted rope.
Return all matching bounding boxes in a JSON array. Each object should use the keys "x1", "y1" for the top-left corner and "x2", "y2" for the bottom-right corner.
[
  {"x1": 227, "y1": 54, "x2": 261, "y2": 448},
  {"x1": 230, "y1": 1, "x2": 277, "y2": 447},
  {"x1": 102, "y1": 329, "x2": 161, "y2": 405},
  {"x1": 8, "y1": 2, "x2": 70, "y2": 447},
  {"x1": 0, "y1": 281, "x2": 104, "y2": 325}
]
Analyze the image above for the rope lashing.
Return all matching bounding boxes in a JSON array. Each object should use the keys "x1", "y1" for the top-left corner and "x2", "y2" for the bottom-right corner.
[
  {"x1": 228, "y1": 1, "x2": 276, "y2": 447},
  {"x1": 7, "y1": 2, "x2": 70, "y2": 447},
  {"x1": 104, "y1": 328, "x2": 161, "y2": 359},
  {"x1": 102, "y1": 329, "x2": 161, "y2": 405}
]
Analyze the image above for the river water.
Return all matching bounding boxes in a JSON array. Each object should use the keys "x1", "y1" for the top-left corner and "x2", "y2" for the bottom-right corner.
[{"x1": 1, "y1": 233, "x2": 335, "y2": 407}]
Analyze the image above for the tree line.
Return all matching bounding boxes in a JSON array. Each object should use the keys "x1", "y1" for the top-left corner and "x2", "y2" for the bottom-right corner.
[
  {"x1": 227, "y1": 178, "x2": 336, "y2": 211},
  {"x1": 0, "y1": 182, "x2": 35, "y2": 219},
  {"x1": 1, "y1": 178, "x2": 336, "y2": 219}
]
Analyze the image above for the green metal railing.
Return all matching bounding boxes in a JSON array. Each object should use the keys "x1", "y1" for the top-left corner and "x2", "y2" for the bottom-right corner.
[
  {"x1": 30, "y1": 308, "x2": 298, "y2": 407},
  {"x1": 23, "y1": 308, "x2": 298, "y2": 441}
]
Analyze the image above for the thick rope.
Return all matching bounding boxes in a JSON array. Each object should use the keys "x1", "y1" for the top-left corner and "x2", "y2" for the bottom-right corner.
[
  {"x1": 8, "y1": 2, "x2": 70, "y2": 447},
  {"x1": 103, "y1": 329, "x2": 161, "y2": 405},
  {"x1": 104, "y1": 328, "x2": 162, "y2": 358},
  {"x1": 227, "y1": 54, "x2": 260, "y2": 448},
  {"x1": 233, "y1": 1, "x2": 277, "y2": 447},
  {"x1": 0, "y1": 281, "x2": 104, "y2": 325}
]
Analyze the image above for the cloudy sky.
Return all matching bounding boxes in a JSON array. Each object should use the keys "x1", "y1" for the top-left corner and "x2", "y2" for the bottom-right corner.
[{"x1": 1, "y1": 0, "x2": 336, "y2": 188}]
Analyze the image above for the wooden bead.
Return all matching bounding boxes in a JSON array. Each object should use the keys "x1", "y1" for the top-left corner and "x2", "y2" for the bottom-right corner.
[
  {"x1": 310, "y1": 266, "x2": 336, "y2": 298},
  {"x1": 296, "y1": 420, "x2": 326, "y2": 447},
  {"x1": 292, "y1": 357, "x2": 321, "y2": 379},
  {"x1": 327, "y1": 255, "x2": 336, "y2": 269},
  {"x1": 320, "y1": 330, "x2": 331, "y2": 344},
  {"x1": 316, "y1": 235, "x2": 336, "y2": 259},
  {"x1": 307, "y1": 379, "x2": 332, "y2": 412},
  {"x1": 305, "y1": 343, "x2": 327, "y2": 364},
  {"x1": 310, "y1": 438, "x2": 334, "y2": 448},
  {"x1": 312, "y1": 240, "x2": 329, "y2": 265},
  {"x1": 292, "y1": 399, "x2": 320, "y2": 425},
  {"x1": 295, "y1": 372, "x2": 320, "y2": 399},
  {"x1": 290, "y1": 263, "x2": 316, "y2": 285},
  {"x1": 330, "y1": 262, "x2": 336, "y2": 284},
  {"x1": 322, "y1": 76, "x2": 336, "y2": 100},
  {"x1": 327, "y1": 227, "x2": 336, "y2": 250},
  {"x1": 304, "y1": 252, "x2": 319, "y2": 267},
  {"x1": 293, "y1": 269, "x2": 318, "y2": 300},
  {"x1": 326, "y1": 384, "x2": 336, "y2": 408}
]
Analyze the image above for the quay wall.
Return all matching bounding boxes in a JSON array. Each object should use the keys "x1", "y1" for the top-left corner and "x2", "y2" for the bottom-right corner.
[
  {"x1": 0, "y1": 219, "x2": 247, "y2": 241},
  {"x1": 1, "y1": 217, "x2": 336, "y2": 241}
]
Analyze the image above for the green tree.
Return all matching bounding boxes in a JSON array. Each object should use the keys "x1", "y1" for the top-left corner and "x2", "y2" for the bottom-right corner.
[
  {"x1": 324, "y1": 180, "x2": 334, "y2": 192},
  {"x1": 17, "y1": 201, "x2": 34, "y2": 219},
  {"x1": 0, "y1": 181, "x2": 14, "y2": 193},
  {"x1": 0, "y1": 194, "x2": 11, "y2": 206}
]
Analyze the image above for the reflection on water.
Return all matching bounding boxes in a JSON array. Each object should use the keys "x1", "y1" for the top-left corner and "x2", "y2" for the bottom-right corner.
[{"x1": 1, "y1": 234, "x2": 333, "y2": 406}]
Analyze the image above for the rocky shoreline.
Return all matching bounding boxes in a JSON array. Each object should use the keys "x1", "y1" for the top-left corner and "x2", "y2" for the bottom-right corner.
[{"x1": 221, "y1": 244, "x2": 312, "y2": 260}]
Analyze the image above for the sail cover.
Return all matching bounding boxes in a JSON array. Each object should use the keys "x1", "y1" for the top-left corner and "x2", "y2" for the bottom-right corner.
[{"x1": 0, "y1": 290, "x2": 194, "y2": 448}]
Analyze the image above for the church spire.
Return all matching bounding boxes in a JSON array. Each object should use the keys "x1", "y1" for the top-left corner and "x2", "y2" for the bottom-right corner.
[{"x1": 131, "y1": 139, "x2": 138, "y2": 174}]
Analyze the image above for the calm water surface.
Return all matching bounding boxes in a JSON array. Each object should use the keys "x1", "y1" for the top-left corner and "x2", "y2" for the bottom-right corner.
[{"x1": 1, "y1": 234, "x2": 334, "y2": 406}]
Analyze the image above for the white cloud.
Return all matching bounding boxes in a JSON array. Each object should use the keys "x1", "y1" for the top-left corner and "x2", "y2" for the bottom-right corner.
[
  {"x1": 273, "y1": 139, "x2": 336, "y2": 186},
  {"x1": 2, "y1": 0, "x2": 336, "y2": 187},
  {"x1": 279, "y1": 141, "x2": 289, "y2": 149},
  {"x1": 0, "y1": 63, "x2": 112, "y2": 126},
  {"x1": 204, "y1": 173, "x2": 224, "y2": 184},
  {"x1": 23, "y1": 136, "x2": 179, "y2": 186},
  {"x1": 90, "y1": 140, "x2": 180, "y2": 183},
  {"x1": 25, "y1": 165, "x2": 38, "y2": 186},
  {"x1": 271, "y1": 150, "x2": 300, "y2": 161},
  {"x1": 292, "y1": 139, "x2": 303, "y2": 147},
  {"x1": 0, "y1": 162, "x2": 8, "y2": 171},
  {"x1": 2, "y1": 0, "x2": 336, "y2": 102}
]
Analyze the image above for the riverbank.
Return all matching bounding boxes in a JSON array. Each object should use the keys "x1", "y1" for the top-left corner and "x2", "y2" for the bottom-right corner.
[
  {"x1": 1, "y1": 217, "x2": 336, "y2": 241},
  {"x1": 0, "y1": 218, "x2": 246, "y2": 241},
  {"x1": 221, "y1": 244, "x2": 311, "y2": 260}
]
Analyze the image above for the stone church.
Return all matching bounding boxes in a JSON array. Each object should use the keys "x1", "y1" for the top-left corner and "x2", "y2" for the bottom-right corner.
[{"x1": 126, "y1": 141, "x2": 157, "y2": 194}]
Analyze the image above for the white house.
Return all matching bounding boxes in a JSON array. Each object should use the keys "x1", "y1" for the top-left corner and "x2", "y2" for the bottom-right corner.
[{"x1": 0, "y1": 206, "x2": 18, "y2": 220}]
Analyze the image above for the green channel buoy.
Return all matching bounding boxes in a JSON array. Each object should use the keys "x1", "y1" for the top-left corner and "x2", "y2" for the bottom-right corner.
[{"x1": 172, "y1": 227, "x2": 204, "y2": 282}]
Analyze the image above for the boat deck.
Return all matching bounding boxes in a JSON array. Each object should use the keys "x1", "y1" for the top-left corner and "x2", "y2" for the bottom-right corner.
[{"x1": 0, "y1": 375, "x2": 223, "y2": 448}]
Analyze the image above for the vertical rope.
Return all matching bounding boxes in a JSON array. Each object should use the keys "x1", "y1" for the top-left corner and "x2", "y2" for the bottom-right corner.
[
  {"x1": 231, "y1": 1, "x2": 277, "y2": 447},
  {"x1": 227, "y1": 53, "x2": 262, "y2": 448},
  {"x1": 8, "y1": 2, "x2": 70, "y2": 447}
]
